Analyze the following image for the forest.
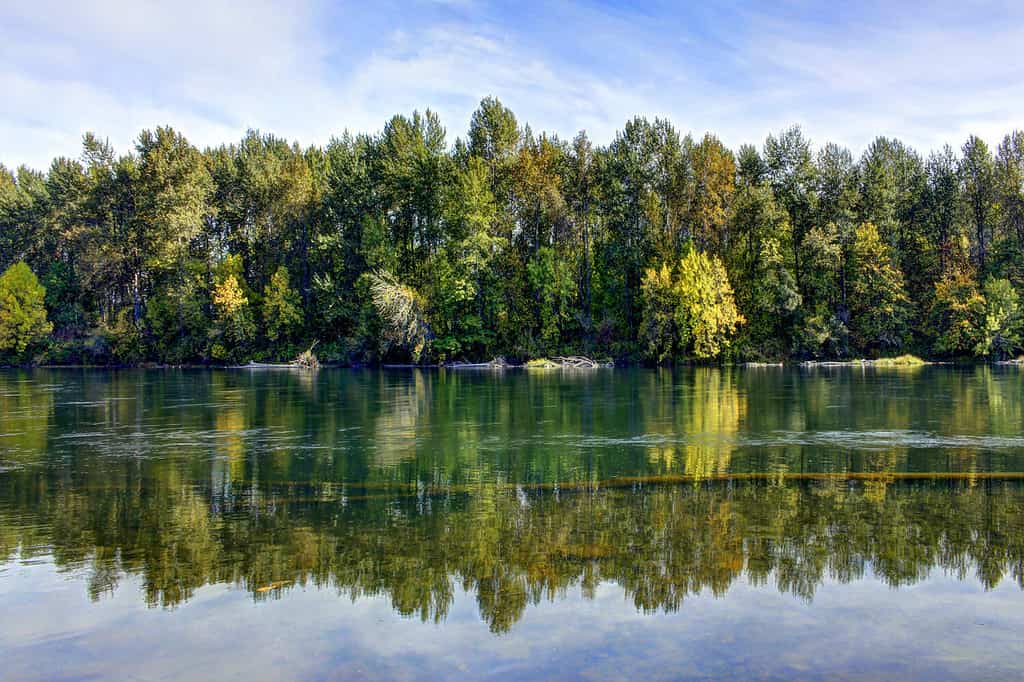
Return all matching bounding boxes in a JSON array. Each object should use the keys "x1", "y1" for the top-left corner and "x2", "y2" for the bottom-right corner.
[{"x1": 0, "y1": 97, "x2": 1022, "y2": 365}]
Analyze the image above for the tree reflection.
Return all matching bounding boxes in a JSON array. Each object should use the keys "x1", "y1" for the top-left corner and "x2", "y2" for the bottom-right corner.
[
  {"x1": 3, "y1": 470, "x2": 1023, "y2": 632},
  {"x1": 1, "y1": 365, "x2": 1023, "y2": 633}
]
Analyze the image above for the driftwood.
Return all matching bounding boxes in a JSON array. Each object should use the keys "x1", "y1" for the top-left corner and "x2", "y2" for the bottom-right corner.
[
  {"x1": 384, "y1": 355, "x2": 614, "y2": 369},
  {"x1": 242, "y1": 342, "x2": 320, "y2": 370},
  {"x1": 800, "y1": 360, "x2": 866, "y2": 367},
  {"x1": 447, "y1": 357, "x2": 511, "y2": 369},
  {"x1": 554, "y1": 356, "x2": 612, "y2": 368},
  {"x1": 445, "y1": 356, "x2": 612, "y2": 369},
  {"x1": 529, "y1": 356, "x2": 613, "y2": 369},
  {"x1": 288, "y1": 341, "x2": 320, "y2": 369}
]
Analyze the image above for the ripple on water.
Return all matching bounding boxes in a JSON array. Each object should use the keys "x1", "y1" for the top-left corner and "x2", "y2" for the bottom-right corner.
[{"x1": 765, "y1": 430, "x2": 1024, "y2": 451}]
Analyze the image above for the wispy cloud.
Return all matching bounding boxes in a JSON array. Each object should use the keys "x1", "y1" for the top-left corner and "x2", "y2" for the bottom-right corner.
[{"x1": 1, "y1": 0, "x2": 1020, "y2": 170}]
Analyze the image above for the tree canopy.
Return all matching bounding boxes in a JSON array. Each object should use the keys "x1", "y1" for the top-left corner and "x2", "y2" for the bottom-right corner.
[{"x1": 1, "y1": 100, "x2": 1022, "y2": 364}]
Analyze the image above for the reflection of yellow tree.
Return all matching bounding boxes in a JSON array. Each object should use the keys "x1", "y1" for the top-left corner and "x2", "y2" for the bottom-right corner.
[
  {"x1": 212, "y1": 373, "x2": 248, "y2": 484},
  {"x1": 646, "y1": 368, "x2": 746, "y2": 480},
  {"x1": 215, "y1": 408, "x2": 247, "y2": 480},
  {"x1": 861, "y1": 450, "x2": 899, "y2": 504}
]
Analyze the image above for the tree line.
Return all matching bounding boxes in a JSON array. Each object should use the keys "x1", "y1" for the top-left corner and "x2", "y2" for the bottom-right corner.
[{"x1": 1, "y1": 97, "x2": 1022, "y2": 364}]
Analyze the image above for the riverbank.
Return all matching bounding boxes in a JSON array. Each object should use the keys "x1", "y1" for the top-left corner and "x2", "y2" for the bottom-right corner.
[{"x1": 6, "y1": 353, "x2": 1022, "y2": 371}]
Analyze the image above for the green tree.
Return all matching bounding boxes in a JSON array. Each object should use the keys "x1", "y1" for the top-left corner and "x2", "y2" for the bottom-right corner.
[
  {"x1": 923, "y1": 146, "x2": 966, "y2": 279},
  {"x1": 764, "y1": 126, "x2": 815, "y2": 296},
  {"x1": 0, "y1": 262, "x2": 52, "y2": 360},
  {"x1": 263, "y1": 265, "x2": 302, "y2": 345},
  {"x1": 960, "y1": 135, "x2": 996, "y2": 276},
  {"x1": 928, "y1": 272, "x2": 985, "y2": 357},
  {"x1": 728, "y1": 185, "x2": 799, "y2": 357},
  {"x1": 977, "y1": 277, "x2": 1021, "y2": 358},
  {"x1": 135, "y1": 126, "x2": 212, "y2": 283},
  {"x1": 599, "y1": 117, "x2": 688, "y2": 345},
  {"x1": 640, "y1": 263, "x2": 679, "y2": 363},
  {"x1": 378, "y1": 110, "x2": 452, "y2": 276},
  {"x1": 525, "y1": 247, "x2": 576, "y2": 355},
  {"x1": 994, "y1": 132, "x2": 1024, "y2": 284},
  {"x1": 146, "y1": 262, "x2": 210, "y2": 363},
  {"x1": 469, "y1": 96, "x2": 520, "y2": 173},
  {"x1": 849, "y1": 223, "x2": 910, "y2": 354}
]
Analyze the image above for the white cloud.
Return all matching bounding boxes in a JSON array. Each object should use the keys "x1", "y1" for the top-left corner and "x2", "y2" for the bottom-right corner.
[{"x1": 1, "y1": 1, "x2": 1022, "y2": 171}]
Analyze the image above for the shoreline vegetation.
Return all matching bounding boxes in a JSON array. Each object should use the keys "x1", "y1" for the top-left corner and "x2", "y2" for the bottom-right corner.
[{"x1": 1, "y1": 97, "x2": 1023, "y2": 369}]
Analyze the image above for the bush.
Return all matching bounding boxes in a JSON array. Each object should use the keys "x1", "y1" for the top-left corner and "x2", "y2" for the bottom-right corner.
[{"x1": 872, "y1": 354, "x2": 927, "y2": 366}]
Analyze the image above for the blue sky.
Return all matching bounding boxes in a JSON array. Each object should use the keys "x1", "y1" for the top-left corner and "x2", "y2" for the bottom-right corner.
[{"x1": 2, "y1": 0, "x2": 1022, "y2": 170}]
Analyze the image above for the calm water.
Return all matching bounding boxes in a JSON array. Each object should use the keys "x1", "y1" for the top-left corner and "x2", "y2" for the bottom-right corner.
[{"x1": 2, "y1": 366, "x2": 1024, "y2": 680}]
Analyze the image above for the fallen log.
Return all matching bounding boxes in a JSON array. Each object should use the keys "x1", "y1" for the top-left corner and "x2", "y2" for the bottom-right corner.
[
  {"x1": 553, "y1": 356, "x2": 614, "y2": 368},
  {"x1": 529, "y1": 356, "x2": 614, "y2": 369},
  {"x1": 447, "y1": 357, "x2": 510, "y2": 369}
]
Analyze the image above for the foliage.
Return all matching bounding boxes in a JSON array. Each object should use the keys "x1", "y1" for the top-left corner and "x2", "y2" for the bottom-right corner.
[
  {"x1": 1, "y1": 100, "x2": 1023, "y2": 364},
  {"x1": 212, "y1": 272, "x2": 255, "y2": 362},
  {"x1": 145, "y1": 261, "x2": 210, "y2": 363},
  {"x1": 640, "y1": 252, "x2": 743, "y2": 362},
  {"x1": 849, "y1": 223, "x2": 911, "y2": 354},
  {"x1": 977, "y1": 277, "x2": 1021, "y2": 358},
  {"x1": 0, "y1": 262, "x2": 52, "y2": 361},
  {"x1": 640, "y1": 264, "x2": 679, "y2": 363},
  {"x1": 103, "y1": 308, "x2": 144, "y2": 364},
  {"x1": 871, "y1": 354, "x2": 927, "y2": 366},
  {"x1": 368, "y1": 271, "x2": 432, "y2": 362},
  {"x1": 929, "y1": 272, "x2": 986, "y2": 357},
  {"x1": 675, "y1": 250, "x2": 744, "y2": 359},
  {"x1": 526, "y1": 247, "x2": 576, "y2": 355},
  {"x1": 263, "y1": 266, "x2": 302, "y2": 345}
]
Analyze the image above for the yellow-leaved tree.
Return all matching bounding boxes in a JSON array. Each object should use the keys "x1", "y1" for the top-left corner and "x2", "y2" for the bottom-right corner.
[
  {"x1": 676, "y1": 250, "x2": 745, "y2": 359},
  {"x1": 211, "y1": 271, "x2": 254, "y2": 362},
  {"x1": 640, "y1": 250, "x2": 743, "y2": 362}
]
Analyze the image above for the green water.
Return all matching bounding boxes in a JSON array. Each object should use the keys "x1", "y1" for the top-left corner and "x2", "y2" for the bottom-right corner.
[{"x1": 1, "y1": 366, "x2": 1024, "y2": 680}]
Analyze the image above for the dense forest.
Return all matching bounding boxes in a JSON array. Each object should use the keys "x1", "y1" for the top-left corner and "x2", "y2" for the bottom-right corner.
[{"x1": 1, "y1": 97, "x2": 1022, "y2": 365}]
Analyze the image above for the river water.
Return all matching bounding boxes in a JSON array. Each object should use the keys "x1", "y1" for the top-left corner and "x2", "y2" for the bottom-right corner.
[{"x1": 1, "y1": 366, "x2": 1022, "y2": 679}]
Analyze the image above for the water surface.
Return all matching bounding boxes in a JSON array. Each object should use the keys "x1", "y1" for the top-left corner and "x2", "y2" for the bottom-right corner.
[{"x1": 1, "y1": 366, "x2": 1023, "y2": 680}]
